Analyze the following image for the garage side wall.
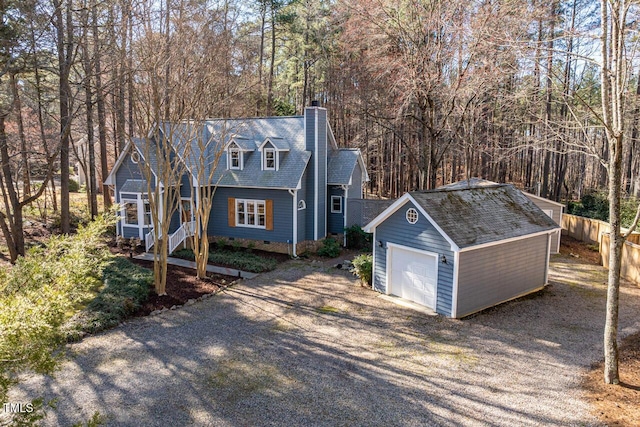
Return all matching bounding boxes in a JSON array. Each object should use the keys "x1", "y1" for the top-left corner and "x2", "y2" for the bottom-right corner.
[
  {"x1": 456, "y1": 233, "x2": 549, "y2": 318},
  {"x1": 373, "y1": 202, "x2": 455, "y2": 315},
  {"x1": 526, "y1": 196, "x2": 562, "y2": 254}
]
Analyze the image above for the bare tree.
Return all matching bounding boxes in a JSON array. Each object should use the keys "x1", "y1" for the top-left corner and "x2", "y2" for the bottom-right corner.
[{"x1": 599, "y1": 0, "x2": 640, "y2": 385}]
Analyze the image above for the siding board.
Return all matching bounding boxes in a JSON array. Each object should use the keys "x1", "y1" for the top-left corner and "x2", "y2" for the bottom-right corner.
[
  {"x1": 456, "y1": 234, "x2": 548, "y2": 317},
  {"x1": 208, "y1": 187, "x2": 293, "y2": 242}
]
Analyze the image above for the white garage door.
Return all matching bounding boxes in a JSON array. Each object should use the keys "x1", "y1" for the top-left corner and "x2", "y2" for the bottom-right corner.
[{"x1": 388, "y1": 244, "x2": 438, "y2": 310}]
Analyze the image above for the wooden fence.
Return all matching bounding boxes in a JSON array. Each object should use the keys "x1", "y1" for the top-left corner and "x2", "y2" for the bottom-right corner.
[
  {"x1": 562, "y1": 213, "x2": 640, "y2": 283},
  {"x1": 600, "y1": 234, "x2": 640, "y2": 284}
]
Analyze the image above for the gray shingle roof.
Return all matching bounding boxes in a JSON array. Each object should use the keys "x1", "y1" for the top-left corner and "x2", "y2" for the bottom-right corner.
[
  {"x1": 263, "y1": 137, "x2": 290, "y2": 151},
  {"x1": 120, "y1": 179, "x2": 149, "y2": 193},
  {"x1": 158, "y1": 116, "x2": 312, "y2": 189},
  {"x1": 410, "y1": 185, "x2": 559, "y2": 248},
  {"x1": 231, "y1": 138, "x2": 258, "y2": 151},
  {"x1": 327, "y1": 149, "x2": 359, "y2": 185},
  {"x1": 438, "y1": 178, "x2": 497, "y2": 190}
]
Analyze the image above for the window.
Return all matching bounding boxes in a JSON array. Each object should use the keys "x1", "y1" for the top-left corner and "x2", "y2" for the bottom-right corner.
[
  {"x1": 406, "y1": 208, "x2": 418, "y2": 224},
  {"x1": 123, "y1": 200, "x2": 138, "y2": 225},
  {"x1": 331, "y1": 196, "x2": 342, "y2": 213},
  {"x1": 230, "y1": 148, "x2": 240, "y2": 169},
  {"x1": 144, "y1": 200, "x2": 152, "y2": 225},
  {"x1": 264, "y1": 148, "x2": 276, "y2": 170},
  {"x1": 298, "y1": 200, "x2": 306, "y2": 210},
  {"x1": 131, "y1": 151, "x2": 140, "y2": 164},
  {"x1": 236, "y1": 199, "x2": 266, "y2": 228}
]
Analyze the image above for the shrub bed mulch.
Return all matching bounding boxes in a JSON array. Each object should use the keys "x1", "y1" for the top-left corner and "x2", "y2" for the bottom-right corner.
[
  {"x1": 583, "y1": 332, "x2": 640, "y2": 426},
  {"x1": 128, "y1": 258, "x2": 236, "y2": 316}
]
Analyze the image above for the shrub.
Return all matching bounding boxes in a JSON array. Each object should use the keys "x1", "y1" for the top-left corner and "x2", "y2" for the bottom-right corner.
[
  {"x1": 351, "y1": 253, "x2": 373, "y2": 286},
  {"x1": 317, "y1": 237, "x2": 341, "y2": 258},
  {"x1": 0, "y1": 213, "x2": 116, "y2": 403},
  {"x1": 172, "y1": 248, "x2": 277, "y2": 273},
  {"x1": 63, "y1": 257, "x2": 152, "y2": 341},
  {"x1": 345, "y1": 225, "x2": 373, "y2": 251},
  {"x1": 568, "y1": 191, "x2": 639, "y2": 228},
  {"x1": 69, "y1": 178, "x2": 80, "y2": 193}
]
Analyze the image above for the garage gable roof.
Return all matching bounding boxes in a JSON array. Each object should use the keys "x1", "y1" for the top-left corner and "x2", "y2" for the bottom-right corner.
[{"x1": 365, "y1": 184, "x2": 560, "y2": 250}]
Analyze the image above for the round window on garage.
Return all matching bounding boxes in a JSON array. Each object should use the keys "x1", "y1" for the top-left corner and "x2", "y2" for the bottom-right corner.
[{"x1": 406, "y1": 208, "x2": 418, "y2": 224}]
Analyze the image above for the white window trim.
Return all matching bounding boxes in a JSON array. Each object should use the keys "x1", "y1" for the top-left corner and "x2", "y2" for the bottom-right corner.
[
  {"x1": 130, "y1": 151, "x2": 140, "y2": 164},
  {"x1": 122, "y1": 199, "x2": 139, "y2": 226},
  {"x1": 406, "y1": 207, "x2": 418, "y2": 224},
  {"x1": 236, "y1": 198, "x2": 266, "y2": 229},
  {"x1": 228, "y1": 147, "x2": 242, "y2": 170},
  {"x1": 143, "y1": 199, "x2": 152, "y2": 226},
  {"x1": 263, "y1": 147, "x2": 277, "y2": 171},
  {"x1": 331, "y1": 195, "x2": 342, "y2": 213},
  {"x1": 298, "y1": 199, "x2": 306, "y2": 210}
]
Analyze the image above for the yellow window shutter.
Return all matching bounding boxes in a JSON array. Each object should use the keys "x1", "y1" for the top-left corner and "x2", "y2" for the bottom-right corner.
[
  {"x1": 266, "y1": 199, "x2": 273, "y2": 231},
  {"x1": 228, "y1": 198, "x2": 236, "y2": 227}
]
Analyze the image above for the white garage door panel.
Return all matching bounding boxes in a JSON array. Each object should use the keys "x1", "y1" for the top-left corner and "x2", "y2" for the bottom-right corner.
[{"x1": 389, "y1": 246, "x2": 437, "y2": 309}]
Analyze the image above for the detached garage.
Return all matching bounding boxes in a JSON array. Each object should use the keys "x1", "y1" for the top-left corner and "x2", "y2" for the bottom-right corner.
[{"x1": 363, "y1": 184, "x2": 560, "y2": 318}]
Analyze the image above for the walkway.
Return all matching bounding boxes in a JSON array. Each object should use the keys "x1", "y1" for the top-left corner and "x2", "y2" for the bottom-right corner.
[{"x1": 134, "y1": 253, "x2": 258, "y2": 279}]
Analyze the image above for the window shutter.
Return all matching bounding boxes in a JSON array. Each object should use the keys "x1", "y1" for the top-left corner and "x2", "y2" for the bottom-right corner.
[
  {"x1": 228, "y1": 198, "x2": 236, "y2": 227},
  {"x1": 266, "y1": 199, "x2": 273, "y2": 231}
]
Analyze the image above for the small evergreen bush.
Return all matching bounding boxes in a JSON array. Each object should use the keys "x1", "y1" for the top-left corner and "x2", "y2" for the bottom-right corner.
[
  {"x1": 317, "y1": 238, "x2": 341, "y2": 258},
  {"x1": 172, "y1": 248, "x2": 277, "y2": 273},
  {"x1": 345, "y1": 225, "x2": 373, "y2": 251},
  {"x1": 351, "y1": 253, "x2": 373, "y2": 286}
]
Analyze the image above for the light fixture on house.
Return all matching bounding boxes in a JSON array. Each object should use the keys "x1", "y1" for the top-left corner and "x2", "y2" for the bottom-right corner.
[{"x1": 441, "y1": 255, "x2": 448, "y2": 264}]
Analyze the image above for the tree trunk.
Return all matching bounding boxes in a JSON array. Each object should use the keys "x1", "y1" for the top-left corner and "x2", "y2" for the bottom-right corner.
[
  {"x1": 10, "y1": 73, "x2": 30, "y2": 201},
  {"x1": 53, "y1": 0, "x2": 73, "y2": 234},
  {"x1": 93, "y1": 1, "x2": 112, "y2": 209},
  {"x1": 0, "y1": 115, "x2": 24, "y2": 261},
  {"x1": 82, "y1": 4, "x2": 98, "y2": 219}
]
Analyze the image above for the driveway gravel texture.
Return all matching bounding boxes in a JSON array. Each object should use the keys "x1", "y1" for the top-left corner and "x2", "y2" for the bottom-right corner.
[{"x1": 7, "y1": 253, "x2": 640, "y2": 426}]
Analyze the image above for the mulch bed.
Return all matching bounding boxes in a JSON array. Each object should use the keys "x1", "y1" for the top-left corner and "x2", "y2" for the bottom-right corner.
[
  {"x1": 128, "y1": 258, "x2": 236, "y2": 316},
  {"x1": 583, "y1": 331, "x2": 640, "y2": 426},
  {"x1": 558, "y1": 235, "x2": 602, "y2": 265}
]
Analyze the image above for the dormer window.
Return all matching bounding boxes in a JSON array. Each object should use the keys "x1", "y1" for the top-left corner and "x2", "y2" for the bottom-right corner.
[
  {"x1": 264, "y1": 148, "x2": 276, "y2": 170},
  {"x1": 230, "y1": 148, "x2": 240, "y2": 169},
  {"x1": 259, "y1": 138, "x2": 288, "y2": 171}
]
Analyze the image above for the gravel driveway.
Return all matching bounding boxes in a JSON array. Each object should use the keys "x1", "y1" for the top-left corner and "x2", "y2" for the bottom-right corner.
[{"x1": 8, "y1": 254, "x2": 640, "y2": 426}]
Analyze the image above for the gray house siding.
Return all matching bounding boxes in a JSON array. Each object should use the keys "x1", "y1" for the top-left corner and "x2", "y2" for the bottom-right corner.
[
  {"x1": 297, "y1": 170, "x2": 307, "y2": 241},
  {"x1": 207, "y1": 187, "x2": 293, "y2": 242},
  {"x1": 328, "y1": 186, "x2": 344, "y2": 234},
  {"x1": 317, "y1": 110, "x2": 327, "y2": 238},
  {"x1": 114, "y1": 153, "x2": 146, "y2": 201},
  {"x1": 304, "y1": 107, "x2": 328, "y2": 240},
  {"x1": 348, "y1": 162, "x2": 362, "y2": 199},
  {"x1": 456, "y1": 233, "x2": 549, "y2": 317},
  {"x1": 526, "y1": 195, "x2": 562, "y2": 254},
  {"x1": 179, "y1": 173, "x2": 192, "y2": 198},
  {"x1": 373, "y1": 201, "x2": 455, "y2": 316}
]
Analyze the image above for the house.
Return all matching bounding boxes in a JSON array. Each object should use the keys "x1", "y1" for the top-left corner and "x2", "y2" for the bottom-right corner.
[
  {"x1": 104, "y1": 105, "x2": 369, "y2": 256},
  {"x1": 439, "y1": 178, "x2": 564, "y2": 254},
  {"x1": 363, "y1": 184, "x2": 560, "y2": 318}
]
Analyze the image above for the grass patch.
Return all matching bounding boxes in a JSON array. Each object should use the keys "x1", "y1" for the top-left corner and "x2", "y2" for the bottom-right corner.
[
  {"x1": 204, "y1": 359, "x2": 292, "y2": 403},
  {"x1": 62, "y1": 257, "x2": 152, "y2": 341},
  {"x1": 316, "y1": 305, "x2": 340, "y2": 314},
  {"x1": 172, "y1": 248, "x2": 277, "y2": 273}
]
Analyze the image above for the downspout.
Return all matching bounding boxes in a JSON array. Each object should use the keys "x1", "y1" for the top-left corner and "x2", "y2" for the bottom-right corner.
[
  {"x1": 288, "y1": 189, "x2": 298, "y2": 257},
  {"x1": 341, "y1": 184, "x2": 349, "y2": 247}
]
